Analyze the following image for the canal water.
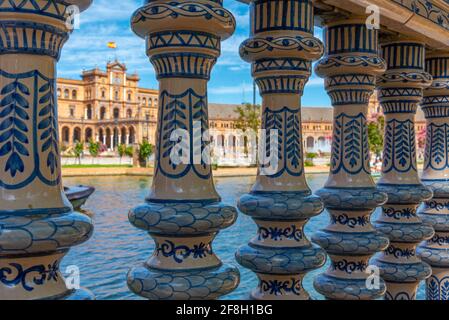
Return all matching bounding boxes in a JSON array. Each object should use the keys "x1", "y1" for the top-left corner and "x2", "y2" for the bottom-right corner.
[{"x1": 62, "y1": 175, "x2": 426, "y2": 300}]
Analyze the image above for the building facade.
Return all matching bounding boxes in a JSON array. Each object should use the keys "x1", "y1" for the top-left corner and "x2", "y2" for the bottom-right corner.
[
  {"x1": 58, "y1": 61, "x2": 159, "y2": 153},
  {"x1": 57, "y1": 61, "x2": 425, "y2": 161}
]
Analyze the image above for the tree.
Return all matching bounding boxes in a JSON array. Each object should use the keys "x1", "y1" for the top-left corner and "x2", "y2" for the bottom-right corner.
[
  {"x1": 73, "y1": 141, "x2": 84, "y2": 165},
  {"x1": 125, "y1": 146, "x2": 134, "y2": 158},
  {"x1": 117, "y1": 144, "x2": 126, "y2": 164},
  {"x1": 305, "y1": 152, "x2": 318, "y2": 166},
  {"x1": 138, "y1": 140, "x2": 154, "y2": 167},
  {"x1": 88, "y1": 139, "x2": 100, "y2": 164},
  {"x1": 368, "y1": 114, "x2": 385, "y2": 160},
  {"x1": 235, "y1": 103, "x2": 261, "y2": 158}
]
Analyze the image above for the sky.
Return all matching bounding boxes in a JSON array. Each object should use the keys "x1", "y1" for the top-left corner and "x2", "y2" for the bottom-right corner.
[{"x1": 58, "y1": 0, "x2": 331, "y2": 107}]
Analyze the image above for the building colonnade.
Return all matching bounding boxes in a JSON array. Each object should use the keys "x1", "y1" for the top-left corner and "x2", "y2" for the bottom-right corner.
[
  {"x1": 2, "y1": 0, "x2": 449, "y2": 301},
  {"x1": 60, "y1": 125, "x2": 137, "y2": 150}
]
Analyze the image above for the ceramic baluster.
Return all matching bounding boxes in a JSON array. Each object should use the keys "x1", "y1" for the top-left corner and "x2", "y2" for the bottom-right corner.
[
  {"x1": 371, "y1": 40, "x2": 434, "y2": 300},
  {"x1": 312, "y1": 17, "x2": 390, "y2": 300},
  {"x1": 0, "y1": 0, "x2": 94, "y2": 300},
  {"x1": 236, "y1": 0, "x2": 326, "y2": 300},
  {"x1": 418, "y1": 51, "x2": 449, "y2": 300},
  {"x1": 127, "y1": 0, "x2": 240, "y2": 300}
]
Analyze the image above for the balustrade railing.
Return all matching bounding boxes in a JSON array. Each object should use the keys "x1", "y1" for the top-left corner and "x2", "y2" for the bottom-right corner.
[{"x1": 3, "y1": 0, "x2": 449, "y2": 301}]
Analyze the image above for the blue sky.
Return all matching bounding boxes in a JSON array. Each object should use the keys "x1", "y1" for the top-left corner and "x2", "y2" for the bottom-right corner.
[{"x1": 59, "y1": 0, "x2": 331, "y2": 107}]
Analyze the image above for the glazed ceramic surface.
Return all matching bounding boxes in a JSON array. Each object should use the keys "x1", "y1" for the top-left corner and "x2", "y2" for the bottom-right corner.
[
  {"x1": 417, "y1": 51, "x2": 449, "y2": 300},
  {"x1": 371, "y1": 40, "x2": 434, "y2": 300},
  {"x1": 311, "y1": 17, "x2": 390, "y2": 300},
  {"x1": 0, "y1": 0, "x2": 94, "y2": 300},
  {"x1": 127, "y1": 0, "x2": 240, "y2": 300},
  {"x1": 235, "y1": 0, "x2": 326, "y2": 300}
]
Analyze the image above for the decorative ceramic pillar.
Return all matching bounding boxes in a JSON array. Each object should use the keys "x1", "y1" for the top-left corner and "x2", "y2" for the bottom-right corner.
[
  {"x1": 236, "y1": 0, "x2": 326, "y2": 300},
  {"x1": 0, "y1": 1, "x2": 94, "y2": 299},
  {"x1": 312, "y1": 17, "x2": 390, "y2": 300},
  {"x1": 418, "y1": 51, "x2": 449, "y2": 300},
  {"x1": 127, "y1": 0, "x2": 239, "y2": 300},
  {"x1": 372, "y1": 40, "x2": 434, "y2": 300}
]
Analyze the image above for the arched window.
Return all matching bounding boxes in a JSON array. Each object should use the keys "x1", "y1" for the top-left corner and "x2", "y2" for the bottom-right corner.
[
  {"x1": 306, "y1": 137, "x2": 315, "y2": 149},
  {"x1": 85, "y1": 128, "x2": 93, "y2": 142},
  {"x1": 115, "y1": 91, "x2": 119, "y2": 101},
  {"x1": 127, "y1": 109, "x2": 132, "y2": 118},
  {"x1": 121, "y1": 127, "x2": 127, "y2": 145},
  {"x1": 57, "y1": 88, "x2": 62, "y2": 98},
  {"x1": 62, "y1": 127, "x2": 70, "y2": 143},
  {"x1": 101, "y1": 89, "x2": 106, "y2": 99},
  {"x1": 73, "y1": 127, "x2": 81, "y2": 143},
  {"x1": 72, "y1": 90, "x2": 77, "y2": 100},
  {"x1": 127, "y1": 92, "x2": 132, "y2": 101},
  {"x1": 142, "y1": 98, "x2": 146, "y2": 106},
  {"x1": 64, "y1": 89, "x2": 69, "y2": 99},
  {"x1": 129, "y1": 127, "x2": 136, "y2": 144}
]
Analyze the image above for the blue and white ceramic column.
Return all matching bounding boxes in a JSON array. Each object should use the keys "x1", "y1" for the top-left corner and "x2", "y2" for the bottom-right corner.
[
  {"x1": 418, "y1": 51, "x2": 449, "y2": 300},
  {"x1": 0, "y1": 0, "x2": 94, "y2": 300},
  {"x1": 127, "y1": 0, "x2": 240, "y2": 300},
  {"x1": 372, "y1": 40, "x2": 434, "y2": 300},
  {"x1": 236, "y1": 0, "x2": 326, "y2": 300},
  {"x1": 312, "y1": 17, "x2": 390, "y2": 300}
]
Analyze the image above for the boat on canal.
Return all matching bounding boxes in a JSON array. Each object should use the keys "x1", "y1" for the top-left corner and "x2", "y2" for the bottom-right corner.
[{"x1": 65, "y1": 185, "x2": 95, "y2": 210}]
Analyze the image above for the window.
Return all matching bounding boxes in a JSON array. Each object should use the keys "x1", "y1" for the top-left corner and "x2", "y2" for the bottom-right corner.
[
  {"x1": 101, "y1": 90, "x2": 106, "y2": 99},
  {"x1": 100, "y1": 107, "x2": 106, "y2": 120},
  {"x1": 57, "y1": 88, "x2": 61, "y2": 98},
  {"x1": 113, "y1": 108, "x2": 119, "y2": 119},
  {"x1": 128, "y1": 92, "x2": 132, "y2": 101},
  {"x1": 115, "y1": 91, "x2": 119, "y2": 101},
  {"x1": 64, "y1": 89, "x2": 69, "y2": 99},
  {"x1": 72, "y1": 90, "x2": 77, "y2": 100},
  {"x1": 69, "y1": 106, "x2": 75, "y2": 117},
  {"x1": 127, "y1": 109, "x2": 132, "y2": 118},
  {"x1": 86, "y1": 105, "x2": 93, "y2": 120}
]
